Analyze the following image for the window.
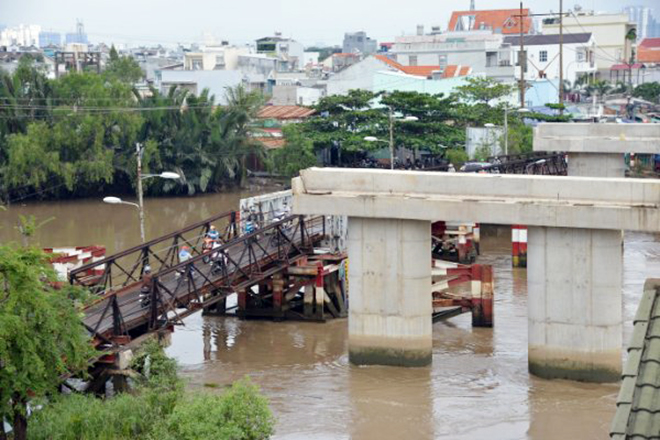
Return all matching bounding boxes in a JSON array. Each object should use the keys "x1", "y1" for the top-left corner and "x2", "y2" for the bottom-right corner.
[
  {"x1": 577, "y1": 49, "x2": 586, "y2": 62},
  {"x1": 438, "y1": 54, "x2": 447, "y2": 68},
  {"x1": 409, "y1": 55, "x2": 418, "y2": 66},
  {"x1": 539, "y1": 50, "x2": 548, "y2": 62}
]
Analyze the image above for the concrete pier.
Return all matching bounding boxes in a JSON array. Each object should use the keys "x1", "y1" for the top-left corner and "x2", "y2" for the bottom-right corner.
[
  {"x1": 348, "y1": 218, "x2": 432, "y2": 367},
  {"x1": 527, "y1": 227, "x2": 622, "y2": 381},
  {"x1": 530, "y1": 124, "x2": 641, "y2": 381},
  {"x1": 293, "y1": 152, "x2": 660, "y2": 370}
]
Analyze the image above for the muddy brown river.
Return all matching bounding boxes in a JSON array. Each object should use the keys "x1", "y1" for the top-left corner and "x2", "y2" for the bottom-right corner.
[{"x1": 1, "y1": 189, "x2": 658, "y2": 439}]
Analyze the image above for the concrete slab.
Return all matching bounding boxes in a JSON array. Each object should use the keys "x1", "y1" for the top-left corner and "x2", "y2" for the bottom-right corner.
[{"x1": 534, "y1": 123, "x2": 660, "y2": 153}]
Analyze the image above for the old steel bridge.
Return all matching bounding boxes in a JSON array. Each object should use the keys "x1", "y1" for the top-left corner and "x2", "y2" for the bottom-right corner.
[{"x1": 71, "y1": 213, "x2": 331, "y2": 355}]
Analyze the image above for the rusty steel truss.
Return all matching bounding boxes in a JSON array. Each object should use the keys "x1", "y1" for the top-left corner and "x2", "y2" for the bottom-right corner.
[
  {"x1": 478, "y1": 151, "x2": 567, "y2": 175},
  {"x1": 80, "y1": 215, "x2": 326, "y2": 350},
  {"x1": 70, "y1": 211, "x2": 238, "y2": 294}
]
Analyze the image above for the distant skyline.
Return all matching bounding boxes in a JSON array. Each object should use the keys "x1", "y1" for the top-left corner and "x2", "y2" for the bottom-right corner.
[{"x1": 1, "y1": 0, "x2": 658, "y2": 47}]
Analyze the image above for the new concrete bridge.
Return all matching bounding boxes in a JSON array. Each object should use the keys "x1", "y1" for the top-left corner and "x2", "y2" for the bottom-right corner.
[{"x1": 293, "y1": 123, "x2": 660, "y2": 382}]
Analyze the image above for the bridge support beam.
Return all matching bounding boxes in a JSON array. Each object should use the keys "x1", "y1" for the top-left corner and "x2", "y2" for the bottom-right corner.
[{"x1": 347, "y1": 217, "x2": 432, "y2": 367}]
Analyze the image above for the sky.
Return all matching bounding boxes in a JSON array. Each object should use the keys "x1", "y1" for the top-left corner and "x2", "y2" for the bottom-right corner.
[{"x1": 1, "y1": 0, "x2": 658, "y2": 47}]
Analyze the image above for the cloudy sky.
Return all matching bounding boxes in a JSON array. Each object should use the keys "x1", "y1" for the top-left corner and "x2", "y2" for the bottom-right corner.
[{"x1": 1, "y1": 0, "x2": 657, "y2": 47}]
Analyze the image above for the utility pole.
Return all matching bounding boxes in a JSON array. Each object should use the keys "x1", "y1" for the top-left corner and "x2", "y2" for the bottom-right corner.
[
  {"x1": 136, "y1": 143, "x2": 146, "y2": 243},
  {"x1": 519, "y1": 2, "x2": 526, "y2": 108},
  {"x1": 504, "y1": 106, "x2": 509, "y2": 156},
  {"x1": 388, "y1": 107, "x2": 395, "y2": 170},
  {"x1": 559, "y1": 0, "x2": 564, "y2": 114}
]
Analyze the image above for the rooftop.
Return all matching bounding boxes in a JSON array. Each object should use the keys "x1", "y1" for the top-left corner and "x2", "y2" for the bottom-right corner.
[
  {"x1": 448, "y1": 9, "x2": 532, "y2": 35},
  {"x1": 640, "y1": 38, "x2": 660, "y2": 49},
  {"x1": 611, "y1": 279, "x2": 660, "y2": 440},
  {"x1": 502, "y1": 33, "x2": 592, "y2": 46},
  {"x1": 257, "y1": 105, "x2": 315, "y2": 120},
  {"x1": 374, "y1": 55, "x2": 471, "y2": 79}
]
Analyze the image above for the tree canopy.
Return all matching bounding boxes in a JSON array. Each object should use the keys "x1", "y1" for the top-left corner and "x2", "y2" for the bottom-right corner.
[
  {"x1": 0, "y1": 60, "x2": 265, "y2": 202},
  {"x1": 0, "y1": 245, "x2": 93, "y2": 440}
]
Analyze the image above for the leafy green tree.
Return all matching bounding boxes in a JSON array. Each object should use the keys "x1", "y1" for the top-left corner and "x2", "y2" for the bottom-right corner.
[
  {"x1": 454, "y1": 77, "x2": 515, "y2": 104},
  {"x1": 633, "y1": 82, "x2": 660, "y2": 103},
  {"x1": 104, "y1": 55, "x2": 144, "y2": 84},
  {"x1": 0, "y1": 245, "x2": 93, "y2": 440},
  {"x1": 271, "y1": 125, "x2": 318, "y2": 177}
]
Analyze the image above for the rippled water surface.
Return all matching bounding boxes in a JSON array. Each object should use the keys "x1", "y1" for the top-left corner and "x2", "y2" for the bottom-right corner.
[{"x1": 2, "y1": 195, "x2": 659, "y2": 439}]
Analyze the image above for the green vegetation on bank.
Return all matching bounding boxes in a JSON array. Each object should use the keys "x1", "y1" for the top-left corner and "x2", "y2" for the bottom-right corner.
[
  {"x1": 0, "y1": 57, "x2": 264, "y2": 203},
  {"x1": 28, "y1": 341, "x2": 275, "y2": 440},
  {"x1": 0, "y1": 241, "x2": 275, "y2": 440}
]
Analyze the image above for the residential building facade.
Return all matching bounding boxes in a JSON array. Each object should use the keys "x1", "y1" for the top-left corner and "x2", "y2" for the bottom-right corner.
[
  {"x1": 638, "y1": 37, "x2": 660, "y2": 64},
  {"x1": 504, "y1": 33, "x2": 597, "y2": 84},
  {"x1": 390, "y1": 30, "x2": 514, "y2": 82},
  {"x1": 543, "y1": 12, "x2": 636, "y2": 70}
]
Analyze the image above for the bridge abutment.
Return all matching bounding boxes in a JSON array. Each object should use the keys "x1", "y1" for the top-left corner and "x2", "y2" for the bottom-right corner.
[{"x1": 347, "y1": 217, "x2": 432, "y2": 367}]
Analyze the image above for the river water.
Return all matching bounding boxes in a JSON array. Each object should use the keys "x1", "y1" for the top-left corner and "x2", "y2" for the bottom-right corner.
[{"x1": 2, "y1": 190, "x2": 658, "y2": 439}]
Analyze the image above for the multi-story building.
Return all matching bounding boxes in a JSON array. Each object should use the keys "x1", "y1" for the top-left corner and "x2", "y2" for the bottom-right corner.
[
  {"x1": 38, "y1": 31, "x2": 61, "y2": 47},
  {"x1": 256, "y1": 33, "x2": 304, "y2": 71},
  {"x1": 183, "y1": 43, "x2": 252, "y2": 70},
  {"x1": 504, "y1": 33, "x2": 597, "y2": 84},
  {"x1": 624, "y1": 6, "x2": 659, "y2": 41},
  {"x1": 342, "y1": 31, "x2": 377, "y2": 55},
  {"x1": 0, "y1": 24, "x2": 41, "y2": 47},
  {"x1": 390, "y1": 29, "x2": 514, "y2": 82},
  {"x1": 543, "y1": 12, "x2": 636, "y2": 70}
]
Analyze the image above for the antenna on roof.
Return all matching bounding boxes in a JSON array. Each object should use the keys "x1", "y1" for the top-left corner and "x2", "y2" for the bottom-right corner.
[{"x1": 470, "y1": 0, "x2": 475, "y2": 11}]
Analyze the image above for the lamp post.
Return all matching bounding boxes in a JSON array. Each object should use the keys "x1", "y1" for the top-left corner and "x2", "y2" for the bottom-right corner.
[
  {"x1": 364, "y1": 114, "x2": 418, "y2": 169},
  {"x1": 103, "y1": 143, "x2": 180, "y2": 243}
]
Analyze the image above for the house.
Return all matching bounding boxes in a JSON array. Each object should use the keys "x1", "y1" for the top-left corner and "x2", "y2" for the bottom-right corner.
[
  {"x1": 448, "y1": 9, "x2": 532, "y2": 34},
  {"x1": 271, "y1": 85, "x2": 325, "y2": 106},
  {"x1": 326, "y1": 54, "x2": 441, "y2": 96},
  {"x1": 373, "y1": 70, "x2": 473, "y2": 95},
  {"x1": 638, "y1": 38, "x2": 660, "y2": 64},
  {"x1": 542, "y1": 12, "x2": 636, "y2": 71},
  {"x1": 256, "y1": 34, "x2": 305, "y2": 71},
  {"x1": 253, "y1": 105, "x2": 316, "y2": 151},
  {"x1": 503, "y1": 33, "x2": 597, "y2": 84},
  {"x1": 389, "y1": 29, "x2": 515, "y2": 82},
  {"x1": 183, "y1": 44, "x2": 252, "y2": 71}
]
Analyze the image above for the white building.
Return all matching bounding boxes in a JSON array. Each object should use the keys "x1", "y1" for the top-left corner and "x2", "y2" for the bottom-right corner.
[
  {"x1": 159, "y1": 70, "x2": 244, "y2": 104},
  {"x1": 0, "y1": 24, "x2": 41, "y2": 47},
  {"x1": 256, "y1": 34, "x2": 305, "y2": 71},
  {"x1": 542, "y1": 12, "x2": 636, "y2": 70},
  {"x1": 504, "y1": 33, "x2": 597, "y2": 84},
  {"x1": 183, "y1": 44, "x2": 252, "y2": 71},
  {"x1": 390, "y1": 30, "x2": 514, "y2": 82}
]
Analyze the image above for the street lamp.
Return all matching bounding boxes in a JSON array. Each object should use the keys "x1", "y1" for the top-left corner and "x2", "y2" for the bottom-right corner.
[
  {"x1": 103, "y1": 143, "x2": 180, "y2": 243},
  {"x1": 364, "y1": 114, "x2": 419, "y2": 170}
]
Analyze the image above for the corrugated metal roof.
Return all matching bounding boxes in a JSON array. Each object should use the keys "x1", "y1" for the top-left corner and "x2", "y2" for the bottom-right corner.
[
  {"x1": 257, "y1": 105, "x2": 315, "y2": 120},
  {"x1": 611, "y1": 280, "x2": 660, "y2": 439},
  {"x1": 503, "y1": 33, "x2": 592, "y2": 46}
]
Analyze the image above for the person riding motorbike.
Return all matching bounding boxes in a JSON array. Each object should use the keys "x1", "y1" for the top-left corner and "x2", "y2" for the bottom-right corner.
[
  {"x1": 139, "y1": 266, "x2": 153, "y2": 308},
  {"x1": 176, "y1": 246, "x2": 195, "y2": 277}
]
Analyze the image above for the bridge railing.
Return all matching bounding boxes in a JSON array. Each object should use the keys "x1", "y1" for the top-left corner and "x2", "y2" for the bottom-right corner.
[
  {"x1": 476, "y1": 152, "x2": 567, "y2": 175},
  {"x1": 70, "y1": 211, "x2": 238, "y2": 294},
  {"x1": 82, "y1": 215, "x2": 326, "y2": 345}
]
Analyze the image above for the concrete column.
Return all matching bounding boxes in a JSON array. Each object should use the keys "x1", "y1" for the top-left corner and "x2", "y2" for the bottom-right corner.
[
  {"x1": 348, "y1": 217, "x2": 432, "y2": 367},
  {"x1": 528, "y1": 152, "x2": 624, "y2": 382},
  {"x1": 567, "y1": 153, "x2": 625, "y2": 178},
  {"x1": 528, "y1": 226, "x2": 622, "y2": 382}
]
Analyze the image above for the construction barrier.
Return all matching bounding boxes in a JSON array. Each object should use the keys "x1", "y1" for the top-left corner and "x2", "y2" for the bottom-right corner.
[{"x1": 512, "y1": 225, "x2": 527, "y2": 268}]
